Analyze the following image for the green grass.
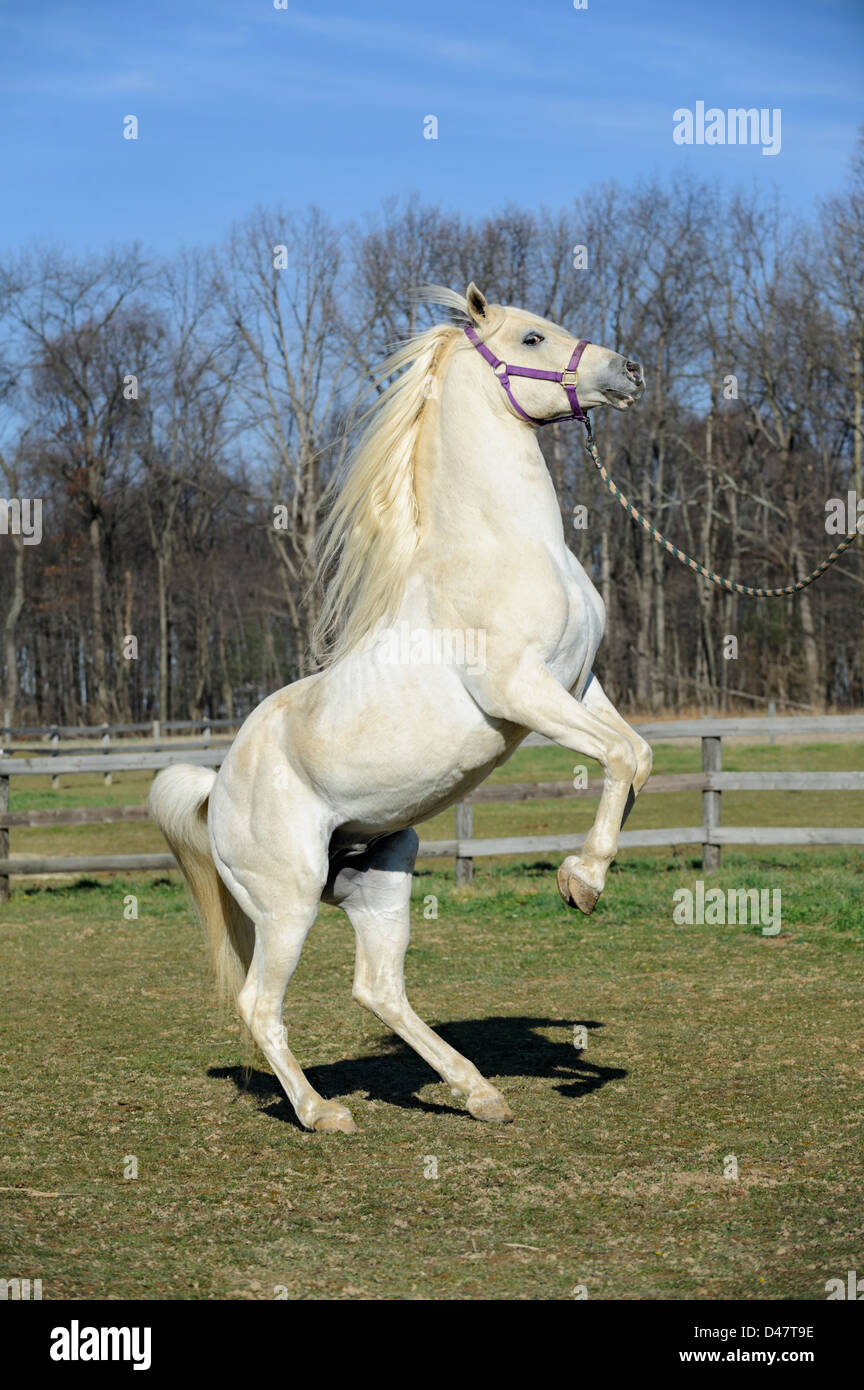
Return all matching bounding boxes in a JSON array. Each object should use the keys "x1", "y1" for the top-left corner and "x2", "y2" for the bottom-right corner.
[{"x1": 1, "y1": 841, "x2": 862, "y2": 1300}]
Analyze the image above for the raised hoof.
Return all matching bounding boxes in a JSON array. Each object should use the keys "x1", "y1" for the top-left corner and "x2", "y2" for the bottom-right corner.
[
  {"x1": 467, "y1": 1093, "x2": 514, "y2": 1123},
  {"x1": 311, "y1": 1104, "x2": 357, "y2": 1134},
  {"x1": 557, "y1": 863, "x2": 599, "y2": 915}
]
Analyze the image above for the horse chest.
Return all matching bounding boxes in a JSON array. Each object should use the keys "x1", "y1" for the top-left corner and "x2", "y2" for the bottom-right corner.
[{"x1": 544, "y1": 551, "x2": 605, "y2": 689}]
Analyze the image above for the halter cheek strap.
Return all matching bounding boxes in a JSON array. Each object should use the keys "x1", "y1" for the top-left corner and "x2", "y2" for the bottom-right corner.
[{"x1": 463, "y1": 323, "x2": 591, "y2": 426}]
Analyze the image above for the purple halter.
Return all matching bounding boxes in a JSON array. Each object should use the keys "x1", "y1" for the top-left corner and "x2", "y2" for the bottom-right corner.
[{"x1": 463, "y1": 322, "x2": 591, "y2": 426}]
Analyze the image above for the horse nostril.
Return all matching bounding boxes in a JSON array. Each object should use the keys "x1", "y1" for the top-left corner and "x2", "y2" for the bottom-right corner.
[{"x1": 625, "y1": 359, "x2": 641, "y2": 377}]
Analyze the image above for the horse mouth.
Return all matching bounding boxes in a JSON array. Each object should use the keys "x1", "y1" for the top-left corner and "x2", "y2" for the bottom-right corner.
[
  {"x1": 604, "y1": 385, "x2": 641, "y2": 410},
  {"x1": 603, "y1": 372, "x2": 645, "y2": 410}
]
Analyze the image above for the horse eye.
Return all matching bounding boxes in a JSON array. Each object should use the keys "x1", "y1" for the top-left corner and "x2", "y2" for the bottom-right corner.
[{"x1": 523, "y1": 332, "x2": 544, "y2": 346}]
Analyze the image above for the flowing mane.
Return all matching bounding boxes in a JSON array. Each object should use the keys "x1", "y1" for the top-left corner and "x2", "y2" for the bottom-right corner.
[{"x1": 313, "y1": 288, "x2": 469, "y2": 665}]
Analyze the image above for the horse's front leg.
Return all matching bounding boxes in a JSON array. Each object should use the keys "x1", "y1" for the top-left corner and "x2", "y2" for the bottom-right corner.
[
  {"x1": 478, "y1": 662, "x2": 639, "y2": 914},
  {"x1": 579, "y1": 673, "x2": 653, "y2": 828}
]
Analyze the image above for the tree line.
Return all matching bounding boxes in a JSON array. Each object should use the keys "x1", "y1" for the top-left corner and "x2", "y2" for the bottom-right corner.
[{"x1": 1, "y1": 143, "x2": 862, "y2": 728}]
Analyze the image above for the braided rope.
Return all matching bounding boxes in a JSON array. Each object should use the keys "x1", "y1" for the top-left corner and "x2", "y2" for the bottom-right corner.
[{"x1": 582, "y1": 425, "x2": 861, "y2": 598}]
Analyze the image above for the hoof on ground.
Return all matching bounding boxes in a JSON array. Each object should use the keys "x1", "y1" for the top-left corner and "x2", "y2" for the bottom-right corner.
[
  {"x1": 557, "y1": 863, "x2": 600, "y2": 915},
  {"x1": 467, "y1": 1093, "x2": 514, "y2": 1123},
  {"x1": 311, "y1": 1104, "x2": 357, "y2": 1134}
]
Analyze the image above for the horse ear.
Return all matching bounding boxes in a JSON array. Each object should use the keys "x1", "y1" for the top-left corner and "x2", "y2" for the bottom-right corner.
[{"x1": 466, "y1": 283, "x2": 489, "y2": 325}]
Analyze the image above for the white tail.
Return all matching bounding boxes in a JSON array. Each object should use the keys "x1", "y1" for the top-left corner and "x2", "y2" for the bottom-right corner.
[{"x1": 149, "y1": 764, "x2": 254, "y2": 1006}]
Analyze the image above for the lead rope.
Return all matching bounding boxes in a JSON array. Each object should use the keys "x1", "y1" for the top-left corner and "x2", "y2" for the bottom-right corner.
[{"x1": 581, "y1": 419, "x2": 861, "y2": 598}]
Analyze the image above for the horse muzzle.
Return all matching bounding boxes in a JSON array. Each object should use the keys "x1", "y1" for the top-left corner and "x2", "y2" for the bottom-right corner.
[{"x1": 602, "y1": 354, "x2": 645, "y2": 410}]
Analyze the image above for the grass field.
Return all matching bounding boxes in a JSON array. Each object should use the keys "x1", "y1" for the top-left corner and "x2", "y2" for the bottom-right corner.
[{"x1": 1, "y1": 739, "x2": 862, "y2": 1300}]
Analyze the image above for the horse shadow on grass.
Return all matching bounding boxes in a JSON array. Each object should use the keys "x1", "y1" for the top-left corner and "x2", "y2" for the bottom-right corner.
[{"x1": 210, "y1": 1016, "x2": 626, "y2": 1129}]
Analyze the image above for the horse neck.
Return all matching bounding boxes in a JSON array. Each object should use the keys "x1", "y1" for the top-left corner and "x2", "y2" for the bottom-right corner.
[{"x1": 415, "y1": 355, "x2": 566, "y2": 553}]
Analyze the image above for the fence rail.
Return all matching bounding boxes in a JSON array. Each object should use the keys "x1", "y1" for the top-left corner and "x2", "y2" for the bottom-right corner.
[
  {"x1": 0, "y1": 715, "x2": 862, "y2": 899},
  {"x1": 1, "y1": 717, "x2": 240, "y2": 739}
]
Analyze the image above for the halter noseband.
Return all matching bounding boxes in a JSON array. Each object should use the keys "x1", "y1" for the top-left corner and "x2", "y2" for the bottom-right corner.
[{"x1": 463, "y1": 322, "x2": 591, "y2": 426}]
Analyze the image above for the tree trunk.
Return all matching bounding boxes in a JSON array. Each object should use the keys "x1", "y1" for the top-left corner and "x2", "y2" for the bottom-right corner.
[
  {"x1": 2, "y1": 531, "x2": 24, "y2": 724},
  {"x1": 157, "y1": 550, "x2": 170, "y2": 723},
  {"x1": 89, "y1": 512, "x2": 111, "y2": 721},
  {"x1": 852, "y1": 340, "x2": 863, "y2": 704},
  {"x1": 792, "y1": 541, "x2": 822, "y2": 709}
]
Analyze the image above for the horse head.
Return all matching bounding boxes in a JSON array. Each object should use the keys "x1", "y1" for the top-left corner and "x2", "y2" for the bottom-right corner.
[{"x1": 462, "y1": 282, "x2": 645, "y2": 424}]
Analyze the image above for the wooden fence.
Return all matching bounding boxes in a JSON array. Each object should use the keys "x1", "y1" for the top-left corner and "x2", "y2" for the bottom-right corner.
[
  {"x1": 1, "y1": 717, "x2": 239, "y2": 739},
  {"x1": 1, "y1": 715, "x2": 862, "y2": 901}
]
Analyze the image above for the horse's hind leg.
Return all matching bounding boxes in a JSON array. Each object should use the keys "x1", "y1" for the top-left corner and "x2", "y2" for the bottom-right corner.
[
  {"x1": 326, "y1": 828, "x2": 513, "y2": 1123},
  {"x1": 215, "y1": 842, "x2": 357, "y2": 1135}
]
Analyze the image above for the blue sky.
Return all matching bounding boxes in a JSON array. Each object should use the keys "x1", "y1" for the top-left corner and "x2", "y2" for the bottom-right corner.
[{"x1": 0, "y1": 0, "x2": 861, "y2": 255}]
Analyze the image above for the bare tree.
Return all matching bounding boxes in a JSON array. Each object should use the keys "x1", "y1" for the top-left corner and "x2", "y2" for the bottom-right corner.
[{"x1": 9, "y1": 248, "x2": 152, "y2": 720}]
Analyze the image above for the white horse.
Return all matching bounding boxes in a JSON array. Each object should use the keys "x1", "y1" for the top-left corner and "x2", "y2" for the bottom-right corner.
[{"x1": 150, "y1": 284, "x2": 651, "y2": 1134}]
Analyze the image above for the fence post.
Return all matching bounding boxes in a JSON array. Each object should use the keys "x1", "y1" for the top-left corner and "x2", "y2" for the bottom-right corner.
[
  {"x1": 202, "y1": 722, "x2": 211, "y2": 750},
  {"x1": 102, "y1": 723, "x2": 112, "y2": 786},
  {"x1": 0, "y1": 771, "x2": 9, "y2": 903},
  {"x1": 455, "y1": 798, "x2": 474, "y2": 886},
  {"x1": 701, "y1": 735, "x2": 722, "y2": 873},
  {"x1": 50, "y1": 725, "x2": 60, "y2": 789},
  {"x1": 152, "y1": 719, "x2": 160, "y2": 747}
]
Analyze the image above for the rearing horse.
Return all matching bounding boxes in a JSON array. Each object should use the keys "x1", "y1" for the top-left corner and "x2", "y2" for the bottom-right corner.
[{"x1": 150, "y1": 284, "x2": 651, "y2": 1134}]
